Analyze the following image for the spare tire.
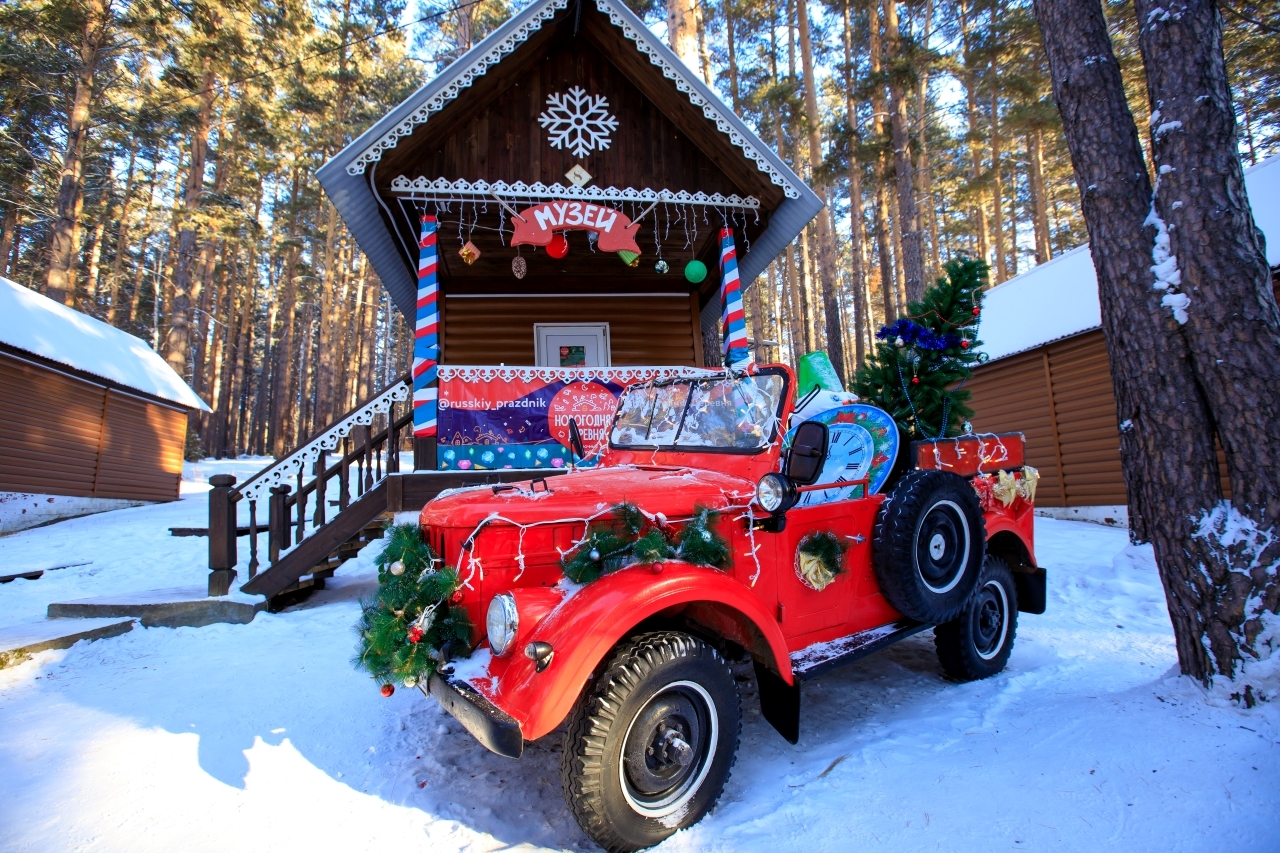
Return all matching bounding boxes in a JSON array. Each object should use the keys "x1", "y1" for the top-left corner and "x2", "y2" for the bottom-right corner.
[{"x1": 872, "y1": 470, "x2": 986, "y2": 624}]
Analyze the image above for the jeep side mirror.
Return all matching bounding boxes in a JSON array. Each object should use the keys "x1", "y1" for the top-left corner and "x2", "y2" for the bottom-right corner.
[
  {"x1": 568, "y1": 417, "x2": 586, "y2": 461},
  {"x1": 785, "y1": 421, "x2": 828, "y2": 485}
]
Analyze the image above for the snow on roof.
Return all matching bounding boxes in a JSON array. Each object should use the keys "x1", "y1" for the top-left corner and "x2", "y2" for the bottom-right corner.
[
  {"x1": 0, "y1": 277, "x2": 210, "y2": 411},
  {"x1": 978, "y1": 153, "x2": 1280, "y2": 363}
]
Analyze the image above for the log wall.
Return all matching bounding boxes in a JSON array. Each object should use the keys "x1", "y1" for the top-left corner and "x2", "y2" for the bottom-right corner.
[
  {"x1": 0, "y1": 350, "x2": 187, "y2": 502},
  {"x1": 440, "y1": 293, "x2": 701, "y2": 366}
]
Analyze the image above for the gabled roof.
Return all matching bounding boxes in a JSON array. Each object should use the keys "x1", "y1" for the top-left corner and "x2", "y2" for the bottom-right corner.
[
  {"x1": 0, "y1": 277, "x2": 210, "y2": 411},
  {"x1": 978, "y1": 153, "x2": 1280, "y2": 363},
  {"x1": 316, "y1": 0, "x2": 822, "y2": 320}
]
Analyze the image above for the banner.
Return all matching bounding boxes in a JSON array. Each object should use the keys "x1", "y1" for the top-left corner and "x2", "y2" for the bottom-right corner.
[
  {"x1": 509, "y1": 200, "x2": 642, "y2": 254},
  {"x1": 436, "y1": 366, "x2": 712, "y2": 470}
]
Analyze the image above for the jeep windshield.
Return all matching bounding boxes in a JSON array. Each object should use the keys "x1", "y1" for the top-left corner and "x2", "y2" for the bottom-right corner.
[{"x1": 609, "y1": 371, "x2": 787, "y2": 452}]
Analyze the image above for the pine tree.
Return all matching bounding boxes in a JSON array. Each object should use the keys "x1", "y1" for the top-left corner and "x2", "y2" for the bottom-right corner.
[{"x1": 852, "y1": 257, "x2": 988, "y2": 442}]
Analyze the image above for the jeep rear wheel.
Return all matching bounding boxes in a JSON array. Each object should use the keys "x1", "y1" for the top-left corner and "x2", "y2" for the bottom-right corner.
[
  {"x1": 872, "y1": 469, "x2": 986, "y2": 624},
  {"x1": 561, "y1": 632, "x2": 740, "y2": 852},
  {"x1": 934, "y1": 556, "x2": 1018, "y2": 681}
]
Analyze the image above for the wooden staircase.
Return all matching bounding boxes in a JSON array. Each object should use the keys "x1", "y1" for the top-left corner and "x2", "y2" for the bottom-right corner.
[{"x1": 205, "y1": 376, "x2": 555, "y2": 606}]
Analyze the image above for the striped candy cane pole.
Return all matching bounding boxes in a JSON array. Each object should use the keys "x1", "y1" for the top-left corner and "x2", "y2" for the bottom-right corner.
[
  {"x1": 719, "y1": 227, "x2": 751, "y2": 370},
  {"x1": 413, "y1": 216, "x2": 439, "y2": 438}
]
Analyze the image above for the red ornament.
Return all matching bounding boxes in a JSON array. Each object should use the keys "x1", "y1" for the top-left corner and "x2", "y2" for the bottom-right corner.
[
  {"x1": 651, "y1": 562, "x2": 664, "y2": 574},
  {"x1": 407, "y1": 625, "x2": 424, "y2": 644},
  {"x1": 911, "y1": 377, "x2": 920, "y2": 385},
  {"x1": 960, "y1": 340, "x2": 970, "y2": 349},
  {"x1": 546, "y1": 232, "x2": 569, "y2": 259},
  {"x1": 972, "y1": 307, "x2": 981, "y2": 316},
  {"x1": 450, "y1": 590, "x2": 465, "y2": 604},
  {"x1": 380, "y1": 683, "x2": 395, "y2": 697}
]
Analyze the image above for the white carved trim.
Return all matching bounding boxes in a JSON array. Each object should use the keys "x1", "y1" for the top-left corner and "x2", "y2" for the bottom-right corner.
[
  {"x1": 438, "y1": 365, "x2": 716, "y2": 385},
  {"x1": 592, "y1": 0, "x2": 800, "y2": 199},
  {"x1": 389, "y1": 176, "x2": 761, "y2": 210},
  {"x1": 237, "y1": 380, "x2": 412, "y2": 502},
  {"x1": 346, "y1": 0, "x2": 570, "y2": 176},
  {"x1": 344, "y1": 0, "x2": 802, "y2": 201}
]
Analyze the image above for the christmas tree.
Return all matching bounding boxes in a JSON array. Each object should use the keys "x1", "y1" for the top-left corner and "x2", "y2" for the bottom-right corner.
[{"x1": 853, "y1": 257, "x2": 989, "y2": 441}]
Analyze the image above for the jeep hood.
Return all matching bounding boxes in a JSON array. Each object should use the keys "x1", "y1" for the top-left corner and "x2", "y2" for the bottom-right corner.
[{"x1": 419, "y1": 465, "x2": 757, "y2": 530}]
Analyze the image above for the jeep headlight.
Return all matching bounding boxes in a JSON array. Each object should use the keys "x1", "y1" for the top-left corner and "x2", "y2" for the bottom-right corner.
[
  {"x1": 756, "y1": 473, "x2": 797, "y2": 514},
  {"x1": 486, "y1": 593, "x2": 519, "y2": 656}
]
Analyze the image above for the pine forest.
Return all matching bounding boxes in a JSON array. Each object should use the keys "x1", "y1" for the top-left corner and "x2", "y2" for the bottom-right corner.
[{"x1": 1, "y1": 0, "x2": 1276, "y2": 458}]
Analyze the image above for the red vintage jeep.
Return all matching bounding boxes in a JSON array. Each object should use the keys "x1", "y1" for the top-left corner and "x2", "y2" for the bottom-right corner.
[{"x1": 418, "y1": 364, "x2": 1043, "y2": 852}]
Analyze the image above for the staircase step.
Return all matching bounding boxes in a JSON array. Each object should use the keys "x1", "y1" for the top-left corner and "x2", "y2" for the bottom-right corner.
[
  {"x1": 48, "y1": 586, "x2": 266, "y2": 629},
  {"x1": 0, "y1": 617, "x2": 135, "y2": 669}
]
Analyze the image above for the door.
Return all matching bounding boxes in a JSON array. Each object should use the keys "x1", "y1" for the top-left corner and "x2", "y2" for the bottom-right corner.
[{"x1": 534, "y1": 323, "x2": 611, "y2": 367}]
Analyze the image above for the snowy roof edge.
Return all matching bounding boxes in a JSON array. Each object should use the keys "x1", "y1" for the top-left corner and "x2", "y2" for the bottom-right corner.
[
  {"x1": 0, "y1": 277, "x2": 210, "y2": 412},
  {"x1": 978, "y1": 153, "x2": 1280, "y2": 365}
]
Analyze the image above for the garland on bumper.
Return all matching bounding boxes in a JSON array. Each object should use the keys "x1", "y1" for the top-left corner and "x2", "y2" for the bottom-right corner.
[
  {"x1": 354, "y1": 524, "x2": 473, "y2": 692},
  {"x1": 561, "y1": 503, "x2": 732, "y2": 584}
]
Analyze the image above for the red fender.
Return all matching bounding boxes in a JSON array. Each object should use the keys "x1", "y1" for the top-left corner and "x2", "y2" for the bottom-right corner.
[
  {"x1": 477, "y1": 562, "x2": 792, "y2": 742},
  {"x1": 983, "y1": 502, "x2": 1037, "y2": 568}
]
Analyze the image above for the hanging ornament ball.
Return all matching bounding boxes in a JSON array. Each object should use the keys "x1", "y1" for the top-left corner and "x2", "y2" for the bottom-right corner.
[
  {"x1": 960, "y1": 340, "x2": 970, "y2": 349},
  {"x1": 895, "y1": 336, "x2": 906, "y2": 348},
  {"x1": 684, "y1": 259, "x2": 708, "y2": 283},
  {"x1": 972, "y1": 307, "x2": 981, "y2": 316},
  {"x1": 911, "y1": 377, "x2": 920, "y2": 385},
  {"x1": 403, "y1": 676, "x2": 417, "y2": 688},
  {"x1": 512, "y1": 255, "x2": 527, "y2": 280},
  {"x1": 700, "y1": 529, "x2": 712, "y2": 542},
  {"x1": 963, "y1": 420, "x2": 974, "y2": 434},
  {"x1": 655, "y1": 512, "x2": 668, "y2": 525},
  {"x1": 617, "y1": 250, "x2": 640, "y2": 267},
  {"x1": 389, "y1": 559, "x2": 405, "y2": 576},
  {"x1": 546, "y1": 232, "x2": 570, "y2": 259},
  {"x1": 589, "y1": 548, "x2": 602, "y2": 562},
  {"x1": 380, "y1": 683, "x2": 395, "y2": 698},
  {"x1": 655, "y1": 259, "x2": 670, "y2": 274},
  {"x1": 458, "y1": 240, "x2": 481, "y2": 265}
]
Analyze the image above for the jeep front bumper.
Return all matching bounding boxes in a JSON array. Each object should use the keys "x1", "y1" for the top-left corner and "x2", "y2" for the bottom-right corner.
[{"x1": 422, "y1": 671, "x2": 524, "y2": 759}]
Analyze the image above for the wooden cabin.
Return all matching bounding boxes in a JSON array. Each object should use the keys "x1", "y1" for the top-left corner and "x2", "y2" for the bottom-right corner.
[
  {"x1": 317, "y1": 0, "x2": 820, "y2": 371},
  {"x1": 0, "y1": 276, "x2": 209, "y2": 533},
  {"x1": 966, "y1": 153, "x2": 1280, "y2": 525}
]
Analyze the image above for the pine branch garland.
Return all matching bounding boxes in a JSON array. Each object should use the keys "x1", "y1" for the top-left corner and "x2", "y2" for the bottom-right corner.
[
  {"x1": 353, "y1": 523, "x2": 472, "y2": 689},
  {"x1": 561, "y1": 503, "x2": 731, "y2": 581}
]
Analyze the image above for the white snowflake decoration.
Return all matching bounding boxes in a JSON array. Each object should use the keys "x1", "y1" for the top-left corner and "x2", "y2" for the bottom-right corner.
[{"x1": 538, "y1": 87, "x2": 618, "y2": 159}]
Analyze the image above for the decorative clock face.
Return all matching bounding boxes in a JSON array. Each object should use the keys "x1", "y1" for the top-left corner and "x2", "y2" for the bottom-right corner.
[{"x1": 796, "y1": 423, "x2": 875, "y2": 507}]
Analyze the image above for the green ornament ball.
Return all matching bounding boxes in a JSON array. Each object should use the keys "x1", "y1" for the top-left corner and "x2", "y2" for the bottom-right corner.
[{"x1": 684, "y1": 260, "x2": 708, "y2": 283}]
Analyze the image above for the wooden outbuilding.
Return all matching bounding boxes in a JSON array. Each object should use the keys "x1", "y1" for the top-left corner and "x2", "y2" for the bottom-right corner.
[
  {"x1": 317, "y1": 0, "x2": 821, "y2": 369},
  {"x1": 0, "y1": 276, "x2": 209, "y2": 525},
  {"x1": 965, "y1": 154, "x2": 1280, "y2": 523}
]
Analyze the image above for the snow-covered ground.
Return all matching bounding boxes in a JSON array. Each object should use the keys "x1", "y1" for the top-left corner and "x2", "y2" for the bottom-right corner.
[{"x1": 1, "y1": 481, "x2": 1276, "y2": 851}]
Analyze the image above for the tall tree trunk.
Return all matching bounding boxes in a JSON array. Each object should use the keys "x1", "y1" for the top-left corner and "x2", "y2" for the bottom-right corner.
[
  {"x1": 1131, "y1": 0, "x2": 1280, "y2": 689},
  {"x1": 0, "y1": 206, "x2": 17, "y2": 277},
  {"x1": 884, "y1": 0, "x2": 925, "y2": 303},
  {"x1": 916, "y1": 0, "x2": 941, "y2": 278},
  {"x1": 85, "y1": 217, "x2": 107, "y2": 313},
  {"x1": 164, "y1": 61, "x2": 217, "y2": 377},
  {"x1": 45, "y1": 0, "x2": 109, "y2": 306},
  {"x1": 724, "y1": 0, "x2": 740, "y2": 108},
  {"x1": 1027, "y1": 129, "x2": 1052, "y2": 263},
  {"x1": 843, "y1": 0, "x2": 869, "y2": 368},
  {"x1": 959, "y1": 1, "x2": 991, "y2": 272},
  {"x1": 667, "y1": 0, "x2": 700, "y2": 72},
  {"x1": 989, "y1": 77, "x2": 1008, "y2": 283},
  {"x1": 869, "y1": 3, "x2": 898, "y2": 322},
  {"x1": 1033, "y1": 0, "x2": 1241, "y2": 690},
  {"x1": 107, "y1": 147, "x2": 137, "y2": 321},
  {"x1": 797, "y1": 0, "x2": 848, "y2": 384},
  {"x1": 270, "y1": 244, "x2": 301, "y2": 458}
]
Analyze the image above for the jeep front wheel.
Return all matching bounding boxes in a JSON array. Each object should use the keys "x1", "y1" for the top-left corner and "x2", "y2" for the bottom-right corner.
[{"x1": 561, "y1": 632, "x2": 740, "y2": 852}]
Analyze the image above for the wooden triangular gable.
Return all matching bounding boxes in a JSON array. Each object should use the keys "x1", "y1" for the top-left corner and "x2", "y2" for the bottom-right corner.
[{"x1": 318, "y1": 0, "x2": 822, "y2": 322}]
